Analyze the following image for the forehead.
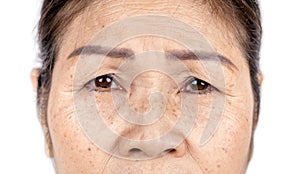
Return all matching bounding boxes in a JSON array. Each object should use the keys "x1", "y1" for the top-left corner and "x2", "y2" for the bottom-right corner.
[{"x1": 58, "y1": 0, "x2": 248, "y2": 71}]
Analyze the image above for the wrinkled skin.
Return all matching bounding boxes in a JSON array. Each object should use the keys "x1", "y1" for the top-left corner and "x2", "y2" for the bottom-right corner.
[{"x1": 32, "y1": 0, "x2": 255, "y2": 173}]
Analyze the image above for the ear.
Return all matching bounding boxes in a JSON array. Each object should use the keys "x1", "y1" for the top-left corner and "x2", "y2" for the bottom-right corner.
[
  {"x1": 31, "y1": 68, "x2": 40, "y2": 92},
  {"x1": 253, "y1": 71, "x2": 263, "y2": 129},
  {"x1": 257, "y1": 71, "x2": 264, "y2": 87},
  {"x1": 248, "y1": 71, "x2": 264, "y2": 162},
  {"x1": 31, "y1": 68, "x2": 54, "y2": 158},
  {"x1": 253, "y1": 71, "x2": 264, "y2": 127}
]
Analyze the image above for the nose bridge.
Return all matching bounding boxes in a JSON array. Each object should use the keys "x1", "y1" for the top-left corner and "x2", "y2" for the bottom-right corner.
[
  {"x1": 128, "y1": 71, "x2": 175, "y2": 114},
  {"x1": 116, "y1": 71, "x2": 186, "y2": 159}
]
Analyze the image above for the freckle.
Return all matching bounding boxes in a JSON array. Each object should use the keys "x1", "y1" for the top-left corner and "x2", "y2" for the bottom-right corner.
[
  {"x1": 102, "y1": 25, "x2": 105, "y2": 28},
  {"x1": 171, "y1": 113, "x2": 176, "y2": 118},
  {"x1": 227, "y1": 100, "x2": 232, "y2": 105},
  {"x1": 88, "y1": 147, "x2": 91, "y2": 151},
  {"x1": 89, "y1": 160, "x2": 94, "y2": 166},
  {"x1": 222, "y1": 147, "x2": 227, "y2": 153},
  {"x1": 217, "y1": 164, "x2": 220, "y2": 168}
]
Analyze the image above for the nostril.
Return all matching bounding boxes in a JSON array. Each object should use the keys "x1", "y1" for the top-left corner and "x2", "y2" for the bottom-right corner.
[
  {"x1": 129, "y1": 148, "x2": 143, "y2": 153},
  {"x1": 164, "y1": 148, "x2": 176, "y2": 153}
]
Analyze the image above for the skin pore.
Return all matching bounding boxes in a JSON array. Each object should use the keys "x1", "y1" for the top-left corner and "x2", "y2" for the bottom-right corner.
[{"x1": 32, "y1": 0, "x2": 256, "y2": 173}]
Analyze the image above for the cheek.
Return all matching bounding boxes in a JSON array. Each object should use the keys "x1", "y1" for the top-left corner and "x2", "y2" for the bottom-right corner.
[
  {"x1": 186, "y1": 95, "x2": 253, "y2": 173},
  {"x1": 47, "y1": 87, "x2": 111, "y2": 173}
]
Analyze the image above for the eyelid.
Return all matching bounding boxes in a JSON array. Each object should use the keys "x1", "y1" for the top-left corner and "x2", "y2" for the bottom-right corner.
[{"x1": 187, "y1": 70, "x2": 227, "y2": 93}]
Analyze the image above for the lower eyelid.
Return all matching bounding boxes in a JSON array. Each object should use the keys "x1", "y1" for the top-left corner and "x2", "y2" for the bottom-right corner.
[
  {"x1": 85, "y1": 85, "x2": 112, "y2": 93},
  {"x1": 186, "y1": 88, "x2": 213, "y2": 95},
  {"x1": 84, "y1": 82, "x2": 96, "y2": 92}
]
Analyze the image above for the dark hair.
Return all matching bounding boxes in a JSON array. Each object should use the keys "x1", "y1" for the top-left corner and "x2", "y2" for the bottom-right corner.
[
  {"x1": 204, "y1": 0, "x2": 262, "y2": 130},
  {"x1": 37, "y1": 0, "x2": 262, "y2": 157}
]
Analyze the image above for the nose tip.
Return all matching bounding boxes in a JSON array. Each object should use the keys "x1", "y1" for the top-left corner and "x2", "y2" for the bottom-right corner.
[{"x1": 118, "y1": 139, "x2": 185, "y2": 159}]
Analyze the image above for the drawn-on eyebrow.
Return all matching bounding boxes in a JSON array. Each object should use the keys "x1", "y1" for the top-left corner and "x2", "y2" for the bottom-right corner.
[
  {"x1": 165, "y1": 49, "x2": 238, "y2": 71},
  {"x1": 68, "y1": 45, "x2": 238, "y2": 71},
  {"x1": 67, "y1": 45, "x2": 134, "y2": 59}
]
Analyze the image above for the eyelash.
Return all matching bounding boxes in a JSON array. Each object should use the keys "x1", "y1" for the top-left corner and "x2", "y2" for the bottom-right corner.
[{"x1": 85, "y1": 74, "x2": 216, "y2": 95}]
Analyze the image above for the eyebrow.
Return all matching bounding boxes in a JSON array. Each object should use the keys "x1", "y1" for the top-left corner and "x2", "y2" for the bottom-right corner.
[
  {"x1": 67, "y1": 45, "x2": 135, "y2": 59},
  {"x1": 68, "y1": 45, "x2": 238, "y2": 71},
  {"x1": 165, "y1": 49, "x2": 238, "y2": 71}
]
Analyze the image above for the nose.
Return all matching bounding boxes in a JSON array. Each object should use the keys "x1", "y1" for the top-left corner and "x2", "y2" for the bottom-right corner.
[
  {"x1": 118, "y1": 136, "x2": 186, "y2": 159},
  {"x1": 116, "y1": 71, "x2": 186, "y2": 159}
]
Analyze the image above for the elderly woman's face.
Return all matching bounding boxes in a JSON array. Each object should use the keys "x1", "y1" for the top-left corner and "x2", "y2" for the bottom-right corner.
[{"x1": 43, "y1": 0, "x2": 254, "y2": 173}]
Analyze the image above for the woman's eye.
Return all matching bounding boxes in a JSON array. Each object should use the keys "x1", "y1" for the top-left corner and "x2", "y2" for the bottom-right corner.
[
  {"x1": 182, "y1": 78, "x2": 213, "y2": 94},
  {"x1": 95, "y1": 75, "x2": 113, "y2": 88},
  {"x1": 86, "y1": 74, "x2": 121, "y2": 92}
]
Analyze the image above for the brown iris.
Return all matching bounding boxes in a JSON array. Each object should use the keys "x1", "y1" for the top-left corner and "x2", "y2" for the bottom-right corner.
[
  {"x1": 190, "y1": 79, "x2": 211, "y2": 92},
  {"x1": 95, "y1": 75, "x2": 113, "y2": 88}
]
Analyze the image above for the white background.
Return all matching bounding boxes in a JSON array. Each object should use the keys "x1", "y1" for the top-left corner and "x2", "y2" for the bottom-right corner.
[{"x1": 0, "y1": 1, "x2": 299, "y2": 173}]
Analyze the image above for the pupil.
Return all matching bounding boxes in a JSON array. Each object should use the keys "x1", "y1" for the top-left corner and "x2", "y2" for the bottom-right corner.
[
  {"x1": 95, "y1": 75, "x2": 112, "y2": 88},
  {"x1": 191, "y1": 79, "x2": 207, "y2": 90}
]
